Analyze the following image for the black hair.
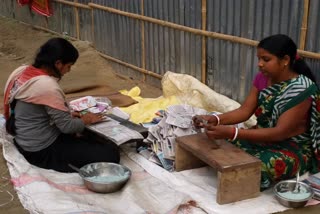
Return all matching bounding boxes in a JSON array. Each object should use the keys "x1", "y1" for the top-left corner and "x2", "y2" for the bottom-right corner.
[
  {"x1": 257, "y1": 34, "x2": 316, "y2": 83},
  {"x1": 32, "y1": 37, "x2": 79, "y2": 79}
]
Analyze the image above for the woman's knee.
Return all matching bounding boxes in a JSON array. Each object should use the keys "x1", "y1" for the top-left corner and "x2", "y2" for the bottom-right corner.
[
  {"x1": 101, "y1": 142, "x2": 120, "y2": 163},
  {"x1": 110, "y1": 145, "x2": 120, "y2": 163}
]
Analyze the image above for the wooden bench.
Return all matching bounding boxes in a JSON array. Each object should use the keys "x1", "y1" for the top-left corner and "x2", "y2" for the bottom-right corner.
[{"x1": 175, "y1": 133, "x2": 261, "y2": 204}]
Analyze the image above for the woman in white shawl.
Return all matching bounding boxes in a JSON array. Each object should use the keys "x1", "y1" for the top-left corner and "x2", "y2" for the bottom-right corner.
[{"x1": 3, "y1": 38, "x2": 120, "y2": 172}]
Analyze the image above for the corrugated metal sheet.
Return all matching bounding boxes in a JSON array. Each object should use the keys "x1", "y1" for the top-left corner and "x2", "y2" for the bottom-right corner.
[
  {"x1": 73, "y1": 1, "x2": 93, "y2": 41},
  {"x1": 0, "y1": 0, "x2": 15, "y2": 18},
  {"x1": 305, "y1": 0, "x2": 320, "y2": 53},
  {"x1": 60, "y1": 2, "x2": 77, "y2": 38},
  {"x1": 13, "y1": 2, "x2": 35, "y2": 24},
  {"x1": 206, "y1": 0, "x2": 306, "y2": 101},
  {"x1": 90, "y1": 0, "x2": 203, "y2": 79},
  {"x1": 143, "y1": 0, "x2": 202, "y2": 78},
  {"x1": 0, "y1": 0, "x2": 319, "y2": 102},
  {"x1": 91, "y1": 0, "x2": 141, "y2": 71},
  {"x1": 47, "y1": 2, "x2": 63, "y2": 33},
  {"x1": 305, "y1": 0, "x2": 320, "y2": 85}
]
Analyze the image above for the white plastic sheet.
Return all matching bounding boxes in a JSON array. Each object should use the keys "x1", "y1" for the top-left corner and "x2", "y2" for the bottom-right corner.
[
  {"x1": 1, "y1": 125, "x2": 319, "y2": 213},
  {"x1": 161, "y1": 71, "x2": 257, "y2": 128},
  {"x1": 1, "y1": 136, "x2": 196, "y2": 213}
]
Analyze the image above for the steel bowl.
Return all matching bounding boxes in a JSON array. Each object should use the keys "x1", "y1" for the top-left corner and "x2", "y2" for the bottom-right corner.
[
  {"x1": 273, "y1": 180, "x2": 314, "y2": 208},
  {"x1": 80, "y1": 162, "x2": 131, "y2": 193}
]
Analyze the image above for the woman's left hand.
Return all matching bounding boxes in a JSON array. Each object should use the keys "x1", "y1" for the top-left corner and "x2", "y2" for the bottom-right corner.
[
  {"x1": 81, "y1": 112, "x2": 104, "y2": 125},
  {"x1": 205, "y1": 125, "x2": 234, "y2": 140},
  {"x1": 71, "y1": 111, "x2": 81, "y2": 118}
]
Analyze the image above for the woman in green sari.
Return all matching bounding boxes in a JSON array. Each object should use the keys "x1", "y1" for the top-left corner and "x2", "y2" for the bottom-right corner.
[{"x1": 194, "y1": 34, "x2": 320, "y2": 189}]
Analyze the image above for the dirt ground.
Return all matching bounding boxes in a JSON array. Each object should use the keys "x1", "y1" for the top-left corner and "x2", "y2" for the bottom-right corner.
[{"x1": 0, "y1": 16, "x2": 320, "y2": 214}]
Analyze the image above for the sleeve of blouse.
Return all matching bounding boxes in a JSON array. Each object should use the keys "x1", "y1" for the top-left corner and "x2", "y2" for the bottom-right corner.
[{"x1": 45, "y1": 106, "x2": 85, "y2": 134}]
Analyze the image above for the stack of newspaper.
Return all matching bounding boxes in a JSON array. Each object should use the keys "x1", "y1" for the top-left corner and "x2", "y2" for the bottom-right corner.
[
  {"x1": 69, "y1": 96, "x2": 112, "y2": 114},
  {"x1": 141, "y1": 104, "x2": 208, "y2": 171}
]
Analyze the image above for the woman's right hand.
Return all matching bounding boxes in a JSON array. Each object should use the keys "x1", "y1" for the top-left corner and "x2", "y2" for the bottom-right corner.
[
  {"x1": 80, "y1": 112, "x2": 104, "y2": 125},
  {"x1": 192, "y1": 115, "x2": 218, "y2": 129}
]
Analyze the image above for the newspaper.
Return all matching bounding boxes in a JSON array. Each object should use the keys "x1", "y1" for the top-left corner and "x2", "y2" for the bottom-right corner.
[
  {"x1": 143, "y1": 104, "x2": 209, "y2": 171},
  {"x1": 143, "y1": 104, "x2": 243, "y2": 171},
  {"x1": 87, "y1": 117, "x2": 144, "y2": 146},
  {"x1": 69, "y1": 96, "x2": 97, "y2": 111}
]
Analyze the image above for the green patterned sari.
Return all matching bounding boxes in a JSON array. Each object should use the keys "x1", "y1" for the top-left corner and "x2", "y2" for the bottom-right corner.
[{"x1": 231, "y1": 75, "x2": 320, "y2": 189}]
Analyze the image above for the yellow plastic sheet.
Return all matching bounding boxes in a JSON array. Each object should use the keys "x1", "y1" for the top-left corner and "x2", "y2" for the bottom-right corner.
[
  {"x1": 120, "y1": 87, "x2": 179, "y2": 124},
  {"x1": 119, "y1": 86, "x2": 143, "y2": 102},
  {"x1": 119, "y1": 72, "x2": 256, "y2": 127}
]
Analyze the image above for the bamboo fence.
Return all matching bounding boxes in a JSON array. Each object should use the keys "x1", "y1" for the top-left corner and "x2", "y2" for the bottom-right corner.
[
  {"x1": 49, "y1": 0, "x2": 319, "y2": 83},
  {"x1": 299, "y1": 0, "x2": 309, "y2": 50}
]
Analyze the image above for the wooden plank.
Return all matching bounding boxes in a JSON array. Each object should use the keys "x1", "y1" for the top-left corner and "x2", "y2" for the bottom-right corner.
[
  {"x1": 175, "y1": 143, "x2": 206, "y2": 171},
  {"x1": 217, "y1": 165, "x2": 261, "y2": 204},
  {"x1": 176, "y1": 133, "x2": 261, "y2": 172},
  {"x1": 175, "y1": 133, "x2": 261, "y2": 204}
]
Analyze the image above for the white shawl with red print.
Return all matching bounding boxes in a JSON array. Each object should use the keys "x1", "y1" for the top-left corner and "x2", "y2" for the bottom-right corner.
[{"x1": 3, "y1": 65, "x2": 69, "y2": 120}]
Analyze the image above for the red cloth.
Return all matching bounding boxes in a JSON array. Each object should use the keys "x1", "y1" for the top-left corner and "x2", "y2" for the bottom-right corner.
[
  {"x1": 17, "y1": 0, "x2": 52, "y2": 17},
  {"x1": 31, "y1": 0, "x2": 52, "y2": 17},
  {"x1": 17, "y1": 0, "x2": 30, "y2": 6}
]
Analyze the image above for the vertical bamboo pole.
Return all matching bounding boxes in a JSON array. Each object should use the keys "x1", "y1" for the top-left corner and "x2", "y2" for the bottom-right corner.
[
  {"x1": 299, "y1": 0, "x2": 310, "y2": 50},
  {"x1": 141, "y1": 0, "x2": 146, "y2": 82},
  {"x1": 74, "y1": 0, "x2": 80, "y2": 39},
  {"x1": 201, "y1": 0, "x2": 207, "y2": 84}
]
